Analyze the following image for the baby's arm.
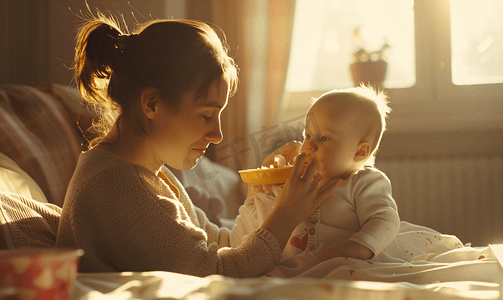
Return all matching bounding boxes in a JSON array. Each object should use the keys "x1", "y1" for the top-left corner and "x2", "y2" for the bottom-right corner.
[
  {"x1": 229, "y1": 142, "x2": 301, "y2": 247},
  {"x1": 350, "y1": 170, "x2": 400, "y2": 257},
  {"x1": 228, "y1": 192, "x2": 276, "y2": 247},
  {"x1": 322, "y1": 240, "x2": 373, "y2": 261},
  {"x1": 323, "y1": 170, "x2": 399, "y2": 261}
]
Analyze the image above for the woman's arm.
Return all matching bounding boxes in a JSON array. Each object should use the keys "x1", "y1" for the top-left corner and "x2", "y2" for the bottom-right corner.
[
  {"x1": 261, "y1": 153, "x2": 342, "y2": 251},
  {"x1": 237, "y1": 142, "x2": 342, "y2": 252}
]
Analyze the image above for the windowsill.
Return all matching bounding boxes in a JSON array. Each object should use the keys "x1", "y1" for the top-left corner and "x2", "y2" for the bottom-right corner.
[
  {"x1": 385, "y1": 99, "x2": 503, "y2": 133},
  {"x1": 279, "y1": 88, "x2": 503, "y2": 134}
]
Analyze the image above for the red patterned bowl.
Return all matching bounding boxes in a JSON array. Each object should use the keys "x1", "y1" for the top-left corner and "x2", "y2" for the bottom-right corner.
[{"x1": 0, "y1": 248, "x2": 84, "y2": 300}]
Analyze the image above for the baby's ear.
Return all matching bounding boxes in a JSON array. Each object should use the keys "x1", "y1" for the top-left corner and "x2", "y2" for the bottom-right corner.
[{"x1": 354, "y1": 142, "x2": 371, "y2": 162}]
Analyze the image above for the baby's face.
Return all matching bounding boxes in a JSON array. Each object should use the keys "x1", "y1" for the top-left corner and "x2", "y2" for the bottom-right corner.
[{"x1": 301, "y1": 97, "x2": 364, "y2": 180}]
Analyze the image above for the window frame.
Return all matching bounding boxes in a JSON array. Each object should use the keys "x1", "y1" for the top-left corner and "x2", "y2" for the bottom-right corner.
[{"x1": 280, "y1": 0, "x2": 503, "y2": 133}]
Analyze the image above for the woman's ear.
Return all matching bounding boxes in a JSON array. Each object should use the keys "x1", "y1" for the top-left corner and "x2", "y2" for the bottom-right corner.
[
  {"x1": 354, "y1": 142, "x2": 371, "y2": 162},
  {"x1": 141, "y1": 87, "x2": 161, "y2": 120}
]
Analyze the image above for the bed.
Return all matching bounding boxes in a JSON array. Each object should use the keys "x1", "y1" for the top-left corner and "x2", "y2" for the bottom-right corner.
[
  {"x1": 1, "y1": 82, "x2": 502, "y2": 299},
  {"x1": 72, "y1": 244, "x2": 503, "y2": 299}
]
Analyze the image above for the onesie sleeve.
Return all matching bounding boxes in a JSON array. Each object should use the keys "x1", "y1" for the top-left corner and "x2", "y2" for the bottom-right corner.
[
  {"x1": 228, "y1": 193, "x2": 277, "y2": 247},
  {"x1": 348, "y1": 170, "x2": 400, "y2": 257},
  {"x1": 194, "y1": 206, "x2": 231, "y2": 248}
]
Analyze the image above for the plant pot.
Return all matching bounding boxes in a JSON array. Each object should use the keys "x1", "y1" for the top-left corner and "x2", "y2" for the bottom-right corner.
[{"x1": 350, "y1": 60, "x2": 387, "y2": 89}]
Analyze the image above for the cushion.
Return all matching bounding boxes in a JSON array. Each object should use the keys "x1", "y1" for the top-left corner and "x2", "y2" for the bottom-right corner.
[
  {"x1": 167, "y1": 156, "x2": 246, "y2": 221},
  {"x1": 0, "y1": 83, "x2": 93, "y2": 207},
  {"x1": 0, "y1": 152, "x2": 48, "y2": 203},
  {"x1": 0, "y1": 192, "x2": 61, "y2": 250}
]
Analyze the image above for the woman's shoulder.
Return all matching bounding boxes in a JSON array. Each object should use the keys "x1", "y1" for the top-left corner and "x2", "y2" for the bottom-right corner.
[
  {"x1": 69, "y1": 148, "x2": 163, "y2": 202},
  {"x1": 78, "y1": 147, "x2": 151, "y2": 177}
]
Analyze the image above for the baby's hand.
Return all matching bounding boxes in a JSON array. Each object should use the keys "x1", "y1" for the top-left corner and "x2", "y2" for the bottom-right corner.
[
  {"x1": 322, "y1": 241, "x2": 373, "y2": 261},
  {"x1": 252, "y1": 183, "x2": 284, "y2": 197},
  {"x1": 252, "y1": 184, "x2": 272, "y2": 195},
  {"x1": 322, "y1": 243, "x2": 345, "y2": 261},
  {"x1": 261, "y1": 141, "x2": 301, "y2": 168},
  {"x1": 254, "y1": 152, "x2": 293, "y2": 196}
]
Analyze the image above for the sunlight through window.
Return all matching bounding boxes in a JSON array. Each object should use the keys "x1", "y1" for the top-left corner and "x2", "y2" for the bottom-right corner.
[
  {"x1": 285, "y1": 0, "x2": 415, "y2": 93},
  {"x1": 451, "y1": 0, "x2": 503, "y2": 85}
]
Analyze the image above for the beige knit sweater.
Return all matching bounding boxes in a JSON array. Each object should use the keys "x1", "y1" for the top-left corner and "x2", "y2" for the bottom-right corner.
[{"x1": 56, "y1": 148, "x2": 281, "y2": 277}]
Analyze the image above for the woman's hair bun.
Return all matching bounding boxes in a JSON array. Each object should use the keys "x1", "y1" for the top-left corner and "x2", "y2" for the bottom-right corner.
[{"x1": 85, "y1": 24, "x2": 121, "y2": 72}]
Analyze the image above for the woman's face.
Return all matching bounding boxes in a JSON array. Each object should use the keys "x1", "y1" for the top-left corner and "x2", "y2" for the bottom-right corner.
[{"x1": 150, "y1": 79, "x2": 229, "y2": 170}]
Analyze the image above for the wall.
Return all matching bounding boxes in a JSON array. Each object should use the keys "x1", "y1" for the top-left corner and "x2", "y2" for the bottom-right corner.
[
  {"x1": 0, "y1": 0, "x2": 186, "y2": 85},
  {"x1": 0, "y1": 0, "x2": 50, "y2": 84},
  {"x1": 1, "y1": 0, "x2": 502, "y2": 246}
]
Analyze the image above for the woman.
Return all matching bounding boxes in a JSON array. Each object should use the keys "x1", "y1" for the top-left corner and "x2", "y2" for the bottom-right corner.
[{"x1": 56, "y1": 14, "x2": 340, "y2": 277}]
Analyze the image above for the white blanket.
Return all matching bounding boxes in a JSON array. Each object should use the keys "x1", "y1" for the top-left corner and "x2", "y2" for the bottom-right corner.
[
  {"x1": 71, "y1": 222, "x2": 503, "y2": 299},
  {"x1": 266, "y1": 221, "x2": 497, "y2": 282},
  {"x1": 72, "y1": 268, "x2": 501, "y2": 299}
]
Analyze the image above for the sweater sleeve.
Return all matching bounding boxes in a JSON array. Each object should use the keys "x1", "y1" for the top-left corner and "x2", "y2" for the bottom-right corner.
[
  {"x1": 348, "y1": 170, "x2": 400, "y2": 257},
  {"x1": 63, "y1": 165, "x2": 281, "y2": 278}
]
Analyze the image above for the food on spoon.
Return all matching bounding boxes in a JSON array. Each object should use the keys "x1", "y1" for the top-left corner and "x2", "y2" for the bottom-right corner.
[
  {"x1": 273, "y1": 154, "x2": 287, "y2": 168},
  {"x1": 239, "y1": 154, "x2": 308, "y2": 185}
]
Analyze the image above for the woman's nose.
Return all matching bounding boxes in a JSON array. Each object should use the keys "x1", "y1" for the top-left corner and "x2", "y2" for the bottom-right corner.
[{"x1": 205, "y1": 118, "x2": 223, "y2": 144}]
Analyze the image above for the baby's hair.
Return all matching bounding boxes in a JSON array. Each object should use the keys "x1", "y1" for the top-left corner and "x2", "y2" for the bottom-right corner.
[
  {"x1": 311, "y1": 84, "x2": 390, "y2": 167},
  {"x1": 72, "y1": 9, "x2": 238, "y2": 149}
]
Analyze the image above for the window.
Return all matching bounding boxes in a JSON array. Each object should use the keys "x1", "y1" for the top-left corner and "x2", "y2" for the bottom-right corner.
[
  {"x1": 281, "y1": 0, "x2": 503, "y2": 132},
  {"x1": 285, "y1": 0, "x2": 415, "y2": 92},
  {"x1": 450, "y1": 0, "x2": 503, "y2": 85}
]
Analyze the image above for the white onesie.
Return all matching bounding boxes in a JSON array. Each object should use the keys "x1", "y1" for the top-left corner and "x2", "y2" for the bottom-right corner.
[{"x1": 229, "y1": 167, "x2": 401, "y2": 277}]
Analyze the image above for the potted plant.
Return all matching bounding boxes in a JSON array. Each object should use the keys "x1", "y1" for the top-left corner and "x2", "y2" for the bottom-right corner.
[{"x1": 349, "y1": 27, "x2": 390, "y2": 89}]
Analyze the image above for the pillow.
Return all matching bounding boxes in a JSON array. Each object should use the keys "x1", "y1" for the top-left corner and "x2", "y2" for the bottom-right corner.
[
  {"x1": 167, "y1": 156, "x2": 246, "y2": 220},
  {"x1": 0, "y1": 152, "x2": 48, "y2": 203},
  {"x1": 51, "y1": 83, "x2": 91, "y2": 117},
  {"x1": 0, "y1": 83, "x2": 91, "y2": 207},
  {"x1": 0, "y1": 192, "x2": 61, "y2": 250}
]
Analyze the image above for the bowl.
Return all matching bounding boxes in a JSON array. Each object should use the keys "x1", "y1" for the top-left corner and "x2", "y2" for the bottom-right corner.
[
  {"x1": 0, "y1": 248, "x2": 84, "y2": 300},
  {"x1": 238, "y1": 164, "x2": 308, "y2": 185}
]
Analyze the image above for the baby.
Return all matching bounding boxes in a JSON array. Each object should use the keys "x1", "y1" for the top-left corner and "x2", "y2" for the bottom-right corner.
[{"x1": 229, "y1": 85, "x2": 400, "y2": 277}]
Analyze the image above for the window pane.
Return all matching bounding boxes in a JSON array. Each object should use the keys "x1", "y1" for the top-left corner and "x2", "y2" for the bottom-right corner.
[
  {"x1": 285, "y1": 0, "x2": 415, "y2": 93},
  {"x1": 451, "y1": 0, "x2": 503, "y2": 85}
]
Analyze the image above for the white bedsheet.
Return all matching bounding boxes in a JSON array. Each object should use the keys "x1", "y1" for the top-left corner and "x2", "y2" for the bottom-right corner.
[
  {"x1": 71, "y1": 223, "x2": 503, "y2": 299},
  {"x1": 72, "y1": 245, "x2": 503, "y2": 299},
  {"x1": 267, "y1": 221, "x2": 498, "y2": 282},
  {"x1": 72, "y1": 270, "x2": 501, "y2": 299}
]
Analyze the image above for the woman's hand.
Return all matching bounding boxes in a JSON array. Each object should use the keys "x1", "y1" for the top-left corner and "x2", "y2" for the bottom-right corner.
[{"x1": 261, "y1": 153, "x2": 342, "y2": 250}]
